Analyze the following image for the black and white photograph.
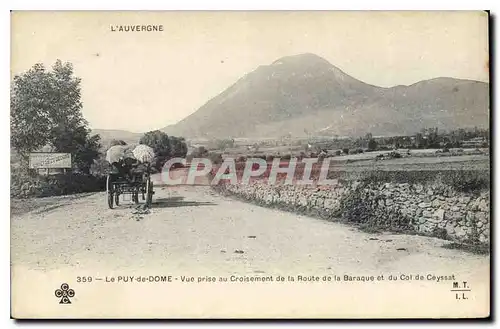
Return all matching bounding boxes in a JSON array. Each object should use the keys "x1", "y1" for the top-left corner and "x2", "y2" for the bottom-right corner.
[{"x1": 9, "y1": 10, "x2": 490, "y2": 318}]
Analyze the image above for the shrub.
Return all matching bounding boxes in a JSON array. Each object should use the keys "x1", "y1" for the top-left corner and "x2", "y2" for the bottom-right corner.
[
  {"x1": 441, "y1": 171, "x2": 490, "y2": 193},
  {"x1": 367, "y1": 139, "x2": 378, "y2": 151},
  {"x1": 208, "y1": 152, "x2": 223, "y2": 165},
  {"x1": 236, "y1": 155, "x2": 247, "y2": 163},
  {"x1": 11, "y1": 168, "x2": 106, "y2": 199},
  {"x1": 352, "y1": 170, "x2": 489, "y2": 194},
  {"x1": 335, "y1": 184, "x2": 413, "y2": 232},
  {"x1": 189, "y1": 146, "x2": 208, "y2": 158},
  {"x1": 388, "y1": 151, "x2": 401, "y2": 159}
]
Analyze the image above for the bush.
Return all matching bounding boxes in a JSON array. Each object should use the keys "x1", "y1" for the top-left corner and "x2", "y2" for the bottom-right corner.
[
  {"x1": 442, "y1": 171, "x2": 490, "y2": 193},
  {"x1": 352, "y1": 170, "x2": 489, "y2": 194},
  {"x1": 189, "y1": 146, "x2": 208, "y2": 158},
  {"x1": 266, "y1": 155, "x2": 275, "y2": 162},
  {"x1": 11, "y1": 169, "x2": 106, "y2": 199},
  {"x1": 368, "y1": 139, "x2": 378, "y2": 151},
  {"x1": 208, "y1": 152, "x2": 223, "y2": 165},
  {"x1": 335, "y1": 185, "x2": 413, "y2": 232},
  {"x1": 236, "y1": 155, "x2": 247, "y2": 163},
  {"x1": 388, "y1": 151, "x2": 401, "y2": 159}
]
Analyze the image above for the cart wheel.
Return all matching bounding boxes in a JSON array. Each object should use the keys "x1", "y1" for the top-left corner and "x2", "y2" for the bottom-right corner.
[
  {"x1": 115, "y1": 192, "x2": 120, "y2": 206},
  {"x1": 106, "y1": 176, "x2": 114, "y2": 209},
  {"x1": 146, "y1": 178, "x2": 153, "y2": 206}
]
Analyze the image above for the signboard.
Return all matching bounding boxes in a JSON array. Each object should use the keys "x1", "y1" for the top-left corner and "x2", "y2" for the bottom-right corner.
[{"x1": 29, "y1": 153, "x2": 72, "y2": 169}]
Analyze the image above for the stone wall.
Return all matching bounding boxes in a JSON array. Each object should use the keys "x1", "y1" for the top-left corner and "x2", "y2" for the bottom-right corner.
[{"x1": 215, "y1": 178, "x2": 490, "y2": 245}]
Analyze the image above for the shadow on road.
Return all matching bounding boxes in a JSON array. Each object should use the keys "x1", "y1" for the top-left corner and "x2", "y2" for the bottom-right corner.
[
  {"x1": 31, "y1": 203, "x2": 67, "y2": 215},
  {"x1": 11, "y1": 192, "x2": 97, "y2": 217},
  {"x1": 151, "y1": 196, "x2": 217, "y2": 208}
]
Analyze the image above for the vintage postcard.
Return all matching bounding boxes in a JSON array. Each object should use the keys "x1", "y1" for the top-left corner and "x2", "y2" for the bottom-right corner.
[{"x1": 10, "y1": 11, "x2": 490, "y2": 319}]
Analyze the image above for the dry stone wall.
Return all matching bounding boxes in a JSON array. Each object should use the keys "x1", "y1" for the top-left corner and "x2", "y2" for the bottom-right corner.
[{"x1": 215, "y1": 179, "x2": 490, "y2": 245}]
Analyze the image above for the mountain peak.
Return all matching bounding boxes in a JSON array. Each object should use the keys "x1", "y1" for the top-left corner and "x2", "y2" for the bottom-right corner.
[{"x1": 272, "y1": 53, "x2": 332, "y2": 66}]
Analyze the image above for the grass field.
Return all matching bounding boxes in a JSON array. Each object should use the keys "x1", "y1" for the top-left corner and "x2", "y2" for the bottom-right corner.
[
  {"x1": 203, "y1": 152, "x2": 490, "y2": 186},
  {"x1": 328, "y1": 155, "x2": 490, "y2": 172}
]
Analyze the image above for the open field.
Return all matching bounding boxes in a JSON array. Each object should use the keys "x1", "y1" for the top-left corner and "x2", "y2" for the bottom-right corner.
[
  {"x1": 217, "y1": 145, "x2": 488, "y2": 161},
  {"x1": 328, "y1": 155, "x2": 490, "y2": 172}
]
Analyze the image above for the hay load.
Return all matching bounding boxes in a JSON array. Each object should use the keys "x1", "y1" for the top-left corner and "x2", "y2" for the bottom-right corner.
[
  {"x1": 106, "y1": 145, "x2": 128, "y2": 163},
  {"x1": 106, "y1": 144, "x2": 155, "y2": 164},
  {"x1": 132, "y1": 144, "x2": 155, "y2": 163}
]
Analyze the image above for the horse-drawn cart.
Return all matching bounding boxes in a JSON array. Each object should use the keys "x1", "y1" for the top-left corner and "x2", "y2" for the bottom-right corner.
[{"x1": 105, "y1": 144, "x2": 155, "y2": 209}]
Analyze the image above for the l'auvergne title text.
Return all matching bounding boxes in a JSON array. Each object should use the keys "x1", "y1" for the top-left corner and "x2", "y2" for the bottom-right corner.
[{"x1": 110, "y1": 25, "x2": 164, "y2": 32}]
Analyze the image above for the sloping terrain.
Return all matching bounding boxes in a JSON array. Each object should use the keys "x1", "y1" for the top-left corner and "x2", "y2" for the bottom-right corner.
[{"x1": 163, "y1": 53, "x2": 489, "y2": 138}]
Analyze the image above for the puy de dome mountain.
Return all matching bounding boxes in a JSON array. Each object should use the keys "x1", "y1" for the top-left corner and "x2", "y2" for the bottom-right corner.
[
  {"x1": 163, "y1": 54, "x2": 489, "y2": 138},
  {"x1": 161, "y1": 53, "x2": 489, "y2": 139}
]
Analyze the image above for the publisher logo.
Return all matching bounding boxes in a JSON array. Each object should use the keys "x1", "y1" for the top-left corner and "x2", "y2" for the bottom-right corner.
[{"x1": 55, "y1": 283, "x2": 75, "y2": 304}]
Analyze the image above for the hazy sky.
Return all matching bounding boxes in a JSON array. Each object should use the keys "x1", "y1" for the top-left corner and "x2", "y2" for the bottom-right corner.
[{"x1": 11, "y1": 11, "x2": 489, "y2": 132}]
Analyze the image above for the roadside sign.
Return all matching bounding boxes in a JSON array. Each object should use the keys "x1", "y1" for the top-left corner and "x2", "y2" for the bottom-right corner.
[{"x1": 29, "y1": 153, "x2": 72, "y2": 169}]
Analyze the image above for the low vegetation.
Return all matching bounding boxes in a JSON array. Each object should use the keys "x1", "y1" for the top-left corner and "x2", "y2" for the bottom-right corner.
[
  {"x1": 11, "y1": 167, "x2": 106, "y2": 199},
  {"x1": 356, "y1": 170, "x2": 490, "y2": 194}
]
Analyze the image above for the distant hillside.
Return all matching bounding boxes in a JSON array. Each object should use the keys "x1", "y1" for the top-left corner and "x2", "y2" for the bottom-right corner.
[{"x1": 162, "y1": 53, "x2": 489, "y2": 138}]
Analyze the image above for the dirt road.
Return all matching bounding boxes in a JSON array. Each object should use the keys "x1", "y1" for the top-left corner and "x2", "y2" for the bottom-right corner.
[
  {"x1": 10, "y1": 181, "x2": 490, "y2": 318},
  {"x1": 11, "y1": 181, "x2": 489, "y2": 275}
]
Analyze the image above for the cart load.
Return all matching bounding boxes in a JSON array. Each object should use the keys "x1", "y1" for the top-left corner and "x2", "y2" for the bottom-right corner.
[
  {"x1": 132, "y1": 144, "x2": 155, "y2": 163},
  {"x1": 106, "y1": 145, "x2": 135, "y2": 163}
]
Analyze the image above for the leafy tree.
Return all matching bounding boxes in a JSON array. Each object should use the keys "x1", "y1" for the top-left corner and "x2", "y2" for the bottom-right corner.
[
  {"x1": 139, "y1": 130, "x2": 171, "y2": 170},
  {"x1": 415, "y1": 133, "x2": 425, "y2": 148},
  {"x1": 139, "y1": 130, "x2": 188, "y2": 170},
  {"x1": 186, "y1": 146, "x2": 208, "y2": 162},
  {"x1": 11, "y1": 64, "x2": 54, "y2": 158},
  {"x1": 109, "y1": 139, "x2": 127, "y2": 147},
  {"x1": 169, "y1": 136, "x2": 188, "y2": 158},
  {"x1": 211, "y1": 138, "x2": 235, "y2": 150},
  {"x1": 193, "y1": 146, "x2": 208, "y2": 157},
  {"x1": 367, "y1": 139, "x2": 378, "y2": 151},
  {"x1": 10, "y1": 60, "x2": 101, "y2": 172}
]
